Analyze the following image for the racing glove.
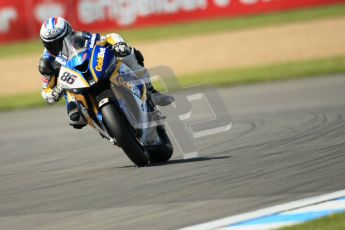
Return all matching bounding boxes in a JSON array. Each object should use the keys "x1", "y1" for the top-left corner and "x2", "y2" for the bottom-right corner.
[
  {"x1": 43, "y1": 86, "x2": 64, "y2": 104},
  {"x1": 113, "y1": 42, "x2": 131, "y2": 57}
]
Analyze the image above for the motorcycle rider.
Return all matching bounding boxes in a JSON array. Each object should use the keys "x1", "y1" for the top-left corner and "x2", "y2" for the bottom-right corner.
[{"x1": 39, "y1": 17, "x2": 174, "y2": 129}]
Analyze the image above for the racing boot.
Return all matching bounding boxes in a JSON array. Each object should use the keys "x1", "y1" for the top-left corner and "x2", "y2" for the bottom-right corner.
[
  {"x1": 118, "y1": 46, "x2": 174, "y2": 106},
  {"x1": 146, "y1": 81, "x2": 174, "y2": 106},
  {"x1": 67, "y1": 102, "x2": 87, "y2": 129}
]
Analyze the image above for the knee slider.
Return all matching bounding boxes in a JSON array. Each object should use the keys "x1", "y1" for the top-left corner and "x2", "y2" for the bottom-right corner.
[
  {"x1": 67, "y1": 102, "x2": 80, "y2": 121},
  {"x1": 70, "y1": 112, "x2": 81, "y2": 122}
]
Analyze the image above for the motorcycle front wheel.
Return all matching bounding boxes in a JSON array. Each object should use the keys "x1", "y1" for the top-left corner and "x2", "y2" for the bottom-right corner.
[{"x1": 101, "y1": 103, "x2": 150, "y2": 167}]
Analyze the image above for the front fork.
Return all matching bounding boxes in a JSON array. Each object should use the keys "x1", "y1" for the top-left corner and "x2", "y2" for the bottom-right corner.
[{"x1": 68, "y1": 90, "x2": 117, "y2": 145}]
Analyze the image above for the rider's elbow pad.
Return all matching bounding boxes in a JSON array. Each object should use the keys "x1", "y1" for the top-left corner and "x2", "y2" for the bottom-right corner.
[{"x1": 38, "y1": 58, "x2": 56, "y2": 76}]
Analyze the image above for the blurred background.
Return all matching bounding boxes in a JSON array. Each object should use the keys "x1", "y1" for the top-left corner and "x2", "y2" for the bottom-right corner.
[
  {"x1": 0, "y1": 0, "x2": 344, "y2": 110},
  {"x1": 1, "y1": 2, "x2": 345, "y2": 229}
]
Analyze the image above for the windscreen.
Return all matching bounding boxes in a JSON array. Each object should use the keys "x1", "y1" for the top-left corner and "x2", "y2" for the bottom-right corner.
[{"x1": 61, "y1": 33, "x2": 88, "y2": 60}]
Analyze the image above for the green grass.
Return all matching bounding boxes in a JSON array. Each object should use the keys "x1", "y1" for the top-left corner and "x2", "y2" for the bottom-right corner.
[
  {"x1": 179, "y1": 56, "x2": 345, "y2": 88},
  {"x1": 0, "y1": 92, "x2": 66, "y2": 111},
  {"x1": 1, "y1": 55, "x2": 344, "y2": 111},
  {"x1": 119, "y1": 3, "x2": 345, "y2": 42},
  {"x1": 280, "y1": 212, "x2": 345, "y2": 230},
  {"x1": 1, "y1": 3, "x2": 345, "y2": 58},
  {"x1": 0, "y1": 92, "x2": 46, "y2": 111}
]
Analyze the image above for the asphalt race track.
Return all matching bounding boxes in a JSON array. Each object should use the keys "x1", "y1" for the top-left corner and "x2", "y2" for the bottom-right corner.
[{"x1": 1, "y1": 75, "x2": 345, "y2": 230}]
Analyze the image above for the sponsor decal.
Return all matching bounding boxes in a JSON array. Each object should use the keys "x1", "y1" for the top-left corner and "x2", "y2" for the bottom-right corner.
[
  {"x1": 75, "y1": 0, "x2": 270, "y2": 26},
  {"x1": 0, "y1": 7, "x2": 17, "y2": 33},
  {"x1": 34, "y1": 1, "x2": 65, "y2": 22},
  {"x1": 77, "y1": 0, "x2": 208, "y2": 26},
  {"x1": 131, "y1": 85, "x2": 142, "y2": 99},
  {"x1": 55, "y1": 55, "x2": 67, "y2": 65},
  {"x1": 213, "y1": 0, "x2": 231, "y2": 7},
  {"x1": 95, "y1": 47, "x2": 106, "y2": 71},
  {"x1": 0, "y1": 0, "x2": 339, "y2": 43},
  {"x1": 118, "y1": 64, "x2": 127, "y2": 75},
  {"x1": 44, "y1": 27, "x2": 62, "y2": 38},
  {"x1": 82, "y1": 52, "x2": 88, "y2": 62},
  {"x1": 89, "y1": 33, "x2": 96, "y2": 49}
]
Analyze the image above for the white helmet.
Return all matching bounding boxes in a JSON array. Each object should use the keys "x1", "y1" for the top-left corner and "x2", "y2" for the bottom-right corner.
[{"x1": 40, "y1": 17, "x2": 73, "y2": 55}]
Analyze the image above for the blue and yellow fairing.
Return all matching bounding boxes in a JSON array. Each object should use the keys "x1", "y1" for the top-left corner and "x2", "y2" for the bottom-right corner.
[
  {"x1": 89, "y1": 43, "x2": 116, "y2": 83},
  {"x1": 63, "y1": 41, "x2": 116, "y2": 86}
]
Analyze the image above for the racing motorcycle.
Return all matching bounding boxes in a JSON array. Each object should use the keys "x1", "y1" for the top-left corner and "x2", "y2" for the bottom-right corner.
[{"x1": 56, "y1": 33, "x2": 173, "y2": 166}]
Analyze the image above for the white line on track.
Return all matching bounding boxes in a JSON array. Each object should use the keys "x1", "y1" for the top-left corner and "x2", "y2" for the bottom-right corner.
[{"x1": 179, "y1": 189, "x2": 345, "y2": 230}]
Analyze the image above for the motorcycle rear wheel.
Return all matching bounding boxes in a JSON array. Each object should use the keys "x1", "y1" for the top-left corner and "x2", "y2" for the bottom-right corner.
[{"x1": 148, "y1": 126, "x2": 173, "y2": 163}]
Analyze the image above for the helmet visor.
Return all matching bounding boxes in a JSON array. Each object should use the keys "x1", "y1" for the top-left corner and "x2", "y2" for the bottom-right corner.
[{"x1": 43, "y1": 38, "x2": 64, "y2": 56}]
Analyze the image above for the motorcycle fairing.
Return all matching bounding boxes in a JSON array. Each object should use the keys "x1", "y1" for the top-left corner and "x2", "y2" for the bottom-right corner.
[
  {"x1": 89, "y1": 42, "x2": 116, "y2": 84},
  {"x1": 57, "y1": 37, "x2": 155, "y2": 144},
  {"x1": 58, "y1": 66, "x2": 90, "y2": 89}
]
